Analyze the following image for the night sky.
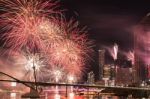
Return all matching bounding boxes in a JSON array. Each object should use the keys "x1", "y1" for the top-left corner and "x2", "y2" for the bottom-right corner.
[{"x1": 61, "y1": 0, "x2": 150, "y2": 80}]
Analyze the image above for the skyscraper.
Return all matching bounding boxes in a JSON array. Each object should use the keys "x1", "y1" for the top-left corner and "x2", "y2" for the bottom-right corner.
[{"x1": 98, "y1": 49, "x2": 105, "y2": 80}]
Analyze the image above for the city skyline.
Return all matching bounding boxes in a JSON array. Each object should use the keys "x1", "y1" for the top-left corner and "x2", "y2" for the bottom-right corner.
[
  {"x1": 61, "y1": 0, "x2": 150, "y2": 80},
  {"x1": 0, "y1": 0, "x2": 150, "y2": 81},
  {"x1": 0, "y1": 0, "x2": 150, "y2": 98}
]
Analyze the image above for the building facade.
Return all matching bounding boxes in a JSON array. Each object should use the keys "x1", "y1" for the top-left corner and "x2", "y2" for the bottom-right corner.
[{"x1": 98, "y1": 49, "x2": 105, "y2": 80}]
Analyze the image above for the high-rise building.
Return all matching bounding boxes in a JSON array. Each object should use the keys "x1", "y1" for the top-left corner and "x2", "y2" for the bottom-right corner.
[
  {"x1": 116, "y1": 67, "x2": 132, "y2": 85},
  {"x1": 103, "y1": 64, "x2": 111, "y2": 79},
  {"x1": 102, "y1": 64, "x2": 110, "y2": 86},
  {"x1": 98, "y1": 49, "x2": 105, "y2": 80}
]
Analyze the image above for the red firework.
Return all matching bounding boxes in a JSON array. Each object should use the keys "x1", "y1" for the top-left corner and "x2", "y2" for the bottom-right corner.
[
  {"x1": 0, "y1": 0, "x2": 59, "y2": 17},
  {"x1": 3, "y1": 16, "x2": 63, "y2": 52},
  {"x1": 48, "y1": 19, "x2": 93, "y2": 75},
  {"x1": 0, "y1": 0, "x2": 60, "y2": 52},
  {"x1": 0, "y1": 0, "x2": 94, "y2": 77}
]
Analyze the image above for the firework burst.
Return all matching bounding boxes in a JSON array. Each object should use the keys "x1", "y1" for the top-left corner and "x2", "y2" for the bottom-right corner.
[
  {"x1": 0, "y1": 0, "x2": 94, "y2": 81},
  {"x1": 48, "y1": 19, "x2": 93, "y2": 76},
  {"x1": 0, "y1": 0, "x2": 61, "y2": 52},
  {"x1": 50, "y1": 40, "x2": 83, "y2": 75},
  {"x1": 49, "y1": 65, "x2": 65, "y2": 82},
  {"x1": 38, "y1": 18, "x2": 65, "y2": 52},
  {"x1": 0, "y1": 0, "x2": 59, "y2": 17},
  {"x1": 3, "y1": 16, "x2": 63, "y2": 52},
  {"x1": 105, "y1": 43, "x2": 118, "y2": 61},
  {"x1": 14, "y1": 51, "x2": 50, "y2": 82},
  {"x1": 125, "y1": 51, "x2": 134, "y2": 65}
]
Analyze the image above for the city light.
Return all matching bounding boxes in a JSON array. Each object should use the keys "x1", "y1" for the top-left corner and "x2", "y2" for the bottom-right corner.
[
  {"x1": 11, "y1": 82, "x2": 16, "y2": 87},
  {"x1": 10, "y1": 93, "x2": 16, "y2": 98},
  {"x1": 67, "y1": 75, "x2": 75, "y2": 83},
  {"x1": 0, "y1": 0, "x2": 149, "y2": 98},
  {"x1": 54, "y1": 93, "x2": 61, "y2": 99},
  {"x1": 69, "y1": 92, "x2": 75, "y2": 99}
]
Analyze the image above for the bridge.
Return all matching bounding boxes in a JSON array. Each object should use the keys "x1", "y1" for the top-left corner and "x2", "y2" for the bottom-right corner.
[
  {"x1": 0, "y1": 71, "x2": 150, "y2": 98},
  {"x1": 0, "y1": 79, "x2": 150, "y2": 98}
]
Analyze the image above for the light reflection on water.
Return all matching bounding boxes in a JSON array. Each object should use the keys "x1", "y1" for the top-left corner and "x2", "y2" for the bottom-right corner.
[{"x1": 0, "y1": 92, "x2": 124, "y2": 99}]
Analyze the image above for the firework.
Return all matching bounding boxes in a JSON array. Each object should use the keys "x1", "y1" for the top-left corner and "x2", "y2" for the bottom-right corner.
[
  {"x1": 67, "y1": 74, "x2": 76, "y2": 83},
  {"x1": 50, "y1": 65, "x2": 65, "y2": 82},
  {"x1": 105, "y1": 43, "x2": 118, "y2": 61},
  {"x1": 38, "y1": 18, "x2": 64, "y2": 52},
  {"x1": 3, "y1": 16, "x2": 64, "y2": 52},
  {"x1": 113, "y1": 43, "x2": 118, "y2": 61},
  {"x1": 0, "y1": 0, "x2": 94, "y2": 81},
  {"x1": 0, "y1": 0, "x2": 59, "y2": 17},
  {"x1": 24, "y1": 54, "x2": 44, "y2": 71},
  {"x1": 3, "y1": 16, "x2": 45, "y2": 52},
  {"x1": 48, "y1": 19, "x2": 93, "y2": 76},
  {"x1": 50, "y1": 40, "x2": 82, "y2": 66},
  {"x1": 14, "y1": 51, "x2": 50, "y2": 82},
  {"x1": 125, "y1": 51, "x2": 134, "y2": 65},
  {"x1": 0, "y1": 0, "x2": 61, "y2": 52}
]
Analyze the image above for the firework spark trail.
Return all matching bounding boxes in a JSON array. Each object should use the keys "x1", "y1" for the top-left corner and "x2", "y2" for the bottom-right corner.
[
  {"x1": 105, "y1": 43, "x2": 118, "y2": 61},
  {"x1": 50, "y1": 65, "x2": 65, "y2": 82},
  {"x1": 0, "y1": 0, "x2": 59, "y2": 17},
  {"x1": 48, "y1": 20, "x2": 93, "y2": 76},
  {"x1": 64, "y1": 19, "x2": 93, "y2": 62},
  {"x1": 124, "y1": 51, "x2": 134, "y2": 65},
  {"x1": 49, "y1": 39, "x2": 84, "y2": 75},
  {"x1": 0, "y1": 0, "x2": 61, "y2": 52},
  {"x1": 113, "y1": 43, "x2": 118, "y2": 61},
  {"x1": 38, "y1": 18, "x2": 65, "y2": 52},
  {"x1": 12, "y1": 51, "x2": 51, "y2": 82},
  {"x1": 3, "y1": 16, "x2": 45, "y2": 52},
  {"x1": 3, "y1": 16, "x2": 63, "y2": 52},
  {"x1": 0, "y1": 0, "x2": 93, "y2": 80},
  {"x1": 49, "y1": 64, "x2": 78, "y2": 83}
]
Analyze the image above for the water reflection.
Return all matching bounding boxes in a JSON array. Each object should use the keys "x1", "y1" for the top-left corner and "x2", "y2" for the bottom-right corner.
[
  {"x1": 0, "y1": 92, "x2": 127, "y2": 99},
  {"x1": 0, "y1": 87, "x2": 148, "y2": 99}
]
